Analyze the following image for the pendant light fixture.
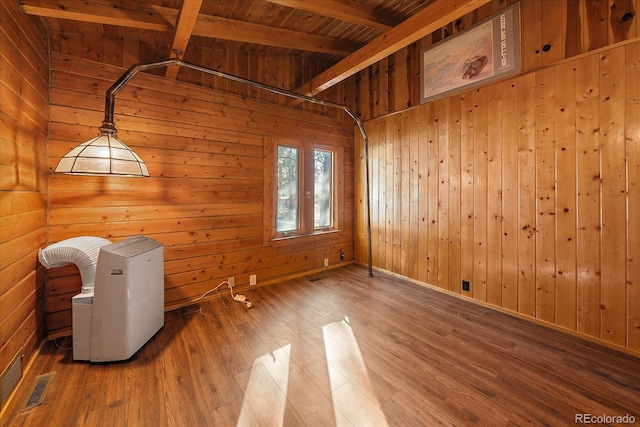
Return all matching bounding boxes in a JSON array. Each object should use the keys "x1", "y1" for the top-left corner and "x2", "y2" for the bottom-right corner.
[
  {"x1": 55, "y1": 122, "x2": 149, "y2": 177},
  {"x1": 53, "y1": 59, "x2": 178, "y2": 177}
]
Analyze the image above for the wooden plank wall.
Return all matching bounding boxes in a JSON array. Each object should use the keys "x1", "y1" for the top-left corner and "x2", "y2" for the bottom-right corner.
[
  {"x1": 354, "y1": 0, "x2": 639, "y2": 121},
  {"x1": 354, "y1": 38, "x2": 640, "y2": 354},
  {"x1": 0, "y1": 0, "x2": 49, "y2": 396},
  {"x1": 45, "y1": 53, "x2": 355, "y2": 337},
  {"x1": 47, "y1": 28, "x2": 350, "y2": 121}
]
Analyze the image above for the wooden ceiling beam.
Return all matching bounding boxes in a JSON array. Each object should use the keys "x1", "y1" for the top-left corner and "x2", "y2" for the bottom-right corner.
[
  {"x1": 192, "y1": 14, "x2": 363, "y2": 57},
  {"x1": 19, "y1": 0, "x2": 174, "y2": 31},
  {"x1": 291, "y1": 0, "x2": 492, "y2": 102},
  {"x1": 19, "y1": 0, "x2": 362, "y2": 56},
  {"x1": 262, "y1": 0, "x2": 399, "y2": 32},
  {"x1": 166, "y1": 0, "x2": 203, "y2": 80}
]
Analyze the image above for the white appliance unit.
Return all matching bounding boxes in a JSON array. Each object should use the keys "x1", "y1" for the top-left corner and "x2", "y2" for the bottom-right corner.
[{"x1": 39, "y1": 235, "x2": 164, "y2": 362}]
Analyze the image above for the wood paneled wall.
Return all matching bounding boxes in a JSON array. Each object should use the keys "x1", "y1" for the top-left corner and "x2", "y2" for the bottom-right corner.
[
  {"x1": 354, "y1": 39, "x2": 640, "y2": 354},
  {"x1": 0, "y1": 0, "x2": 49, "y2": 397},
  {"x1": 353, "y1": 0, "x2": 639, "y2": 121},
  {"x1": 45, "y1": 53, "x2": 355, "y2": 337},
  {"x1": 47, "y1": 27, "x2": 352, "y2": 121}
]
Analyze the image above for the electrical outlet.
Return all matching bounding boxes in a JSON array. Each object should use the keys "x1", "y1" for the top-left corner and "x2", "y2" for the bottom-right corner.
[
  {"x1": 228, "y1": 277, "x2": 235, "y2": 287},
  {"x1": 324, "y1": 258, "x2": 329, "y2": 267},
  {"x1": 340, "y1": 251, "x2": 345, "y2": 261},
  {"x1": 462, "y1": 280, "x2": 470, "y2": 292},
  {"x1": 250, "y1": 275, "x2": 256, "y2": 286}
]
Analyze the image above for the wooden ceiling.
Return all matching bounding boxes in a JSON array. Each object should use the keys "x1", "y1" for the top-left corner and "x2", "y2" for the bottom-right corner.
[{"x1": 20, "y1": 0, "x2": 491, "y2": 97}]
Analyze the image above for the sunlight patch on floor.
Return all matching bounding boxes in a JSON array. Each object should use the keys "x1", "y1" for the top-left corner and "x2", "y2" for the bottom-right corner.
[
  {"x1": 235, "y1": 318, "x2": 388, "y2": 426},
  {"x1": 237, "y1": 344, "x2": 291, "y2": 426},
  {"x1": 323, "y1": 317, "x2": 389, "y2": 426}
]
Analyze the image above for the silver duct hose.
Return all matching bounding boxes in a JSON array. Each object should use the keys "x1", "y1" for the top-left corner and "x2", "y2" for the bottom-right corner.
[{"x1": 38, "y1": 236, "x2": 113, "y2": 293}]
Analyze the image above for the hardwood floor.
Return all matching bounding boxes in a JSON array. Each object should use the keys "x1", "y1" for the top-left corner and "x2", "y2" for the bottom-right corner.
[{"x1": 2, "y1": 265, "x2": 639, "y2": 426}]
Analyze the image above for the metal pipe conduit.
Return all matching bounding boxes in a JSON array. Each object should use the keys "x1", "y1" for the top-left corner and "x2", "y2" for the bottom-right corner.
[{"x1": 99, "y1": 59, "x2": 374, "y2": 276}]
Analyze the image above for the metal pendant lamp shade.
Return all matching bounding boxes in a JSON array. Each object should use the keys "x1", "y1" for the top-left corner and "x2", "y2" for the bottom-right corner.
[{"x1": 55, "y1": 131, "x2": 149, "y2": 177}]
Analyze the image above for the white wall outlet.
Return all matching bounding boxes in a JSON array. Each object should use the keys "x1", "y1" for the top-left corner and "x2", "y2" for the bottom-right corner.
[
  {"x1": 250, "y1": 275, "x2": 256, "y2": 286},
  {"x1": 324, "y1": 258, "x2": 329, "y2": 267},
  {"x1": 228, "y1": 277, "x2": 235, "y2": 287}
]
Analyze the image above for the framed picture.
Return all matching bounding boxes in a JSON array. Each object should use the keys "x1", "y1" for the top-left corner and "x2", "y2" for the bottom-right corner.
[{"x1": 420, "y1": 2, "x2": 521, "y2": 104}]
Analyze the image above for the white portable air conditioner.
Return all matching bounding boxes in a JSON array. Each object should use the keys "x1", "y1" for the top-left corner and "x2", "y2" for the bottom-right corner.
[{"x1": 39, "y1": 235, "x2": 164, "y2": 362}]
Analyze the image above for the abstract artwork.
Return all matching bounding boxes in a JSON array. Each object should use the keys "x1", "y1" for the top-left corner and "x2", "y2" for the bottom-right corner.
[{"x1": 420, "y1": 3, "x2": 521, "y2": 104}]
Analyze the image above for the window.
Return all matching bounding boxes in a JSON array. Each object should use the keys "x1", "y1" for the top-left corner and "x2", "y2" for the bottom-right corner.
[
  {"x1": 276, "y1": 145, "x2": 300, "y2": 233},
  {"x1": 313, "y1": 149, "x2": 333, "y2": 229},
  {"x1": 266, "y1": 137, "x2": 342, "y2": 241}
]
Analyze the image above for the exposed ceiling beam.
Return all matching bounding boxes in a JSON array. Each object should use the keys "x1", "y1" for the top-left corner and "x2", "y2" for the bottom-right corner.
[
  {"x1": 291, "y1": 0, "x2": 492, "y2": 103},
  {"x1": 19, "y1": 0, "x2": 174, "y2": 32},
  {"x1": 166, "y1": 0, "x2": 203, "y2": 80},
  {"x1": 262, "y1": 0, "x2": 399, "y2": 32},
  {"x1": 19, "y1": 0, "x2": 362, "y2": 56},
  {"x1": 192, "y1": 14, "x2": 363, "y2": 57}
]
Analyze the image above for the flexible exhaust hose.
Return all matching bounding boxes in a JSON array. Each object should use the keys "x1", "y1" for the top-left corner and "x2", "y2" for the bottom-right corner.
[{"x1": 38, "y1": 236, "x2": 112, "y2": 293}]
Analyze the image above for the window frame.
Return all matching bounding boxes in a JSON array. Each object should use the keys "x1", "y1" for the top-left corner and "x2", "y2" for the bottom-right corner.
[
  {"x1": 311, "y1": 146, "x2": 335, "y2": 232},
  {"x1": 264, "y1": 136, "x2": 343, "y2": 245},
  {"x1": 275, "y1": 141, "x2": 304, "y2": 237}
]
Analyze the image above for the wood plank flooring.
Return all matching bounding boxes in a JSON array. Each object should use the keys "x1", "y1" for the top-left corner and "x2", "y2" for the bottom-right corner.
[{"x1": 2, "y1": 265, "x2": 639, "y2": 426}]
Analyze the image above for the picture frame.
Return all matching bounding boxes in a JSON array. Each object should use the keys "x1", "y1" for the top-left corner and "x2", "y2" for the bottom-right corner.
[{"x1": 420, "y1": 2, "x2": 521, "y2": 104}]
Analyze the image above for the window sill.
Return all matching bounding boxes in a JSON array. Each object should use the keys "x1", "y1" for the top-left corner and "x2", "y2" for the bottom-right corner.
[{"x1": 270, "y1": 229, "x2": 340, "y2": 247}]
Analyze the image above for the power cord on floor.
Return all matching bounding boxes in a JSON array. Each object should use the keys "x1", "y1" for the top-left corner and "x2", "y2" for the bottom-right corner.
[
  {"x1": 166, "y1": 306, "x2": 206, "y2": 320},
  {"x1": 192, "y1": 279, "x2": 252, "y2": 308},
  {"x1": 168, "y1": 278, "x2": 253, "y2": 320},
  {"x1": 54, "y1": 338, "x2": 72, "y2": 351}
]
